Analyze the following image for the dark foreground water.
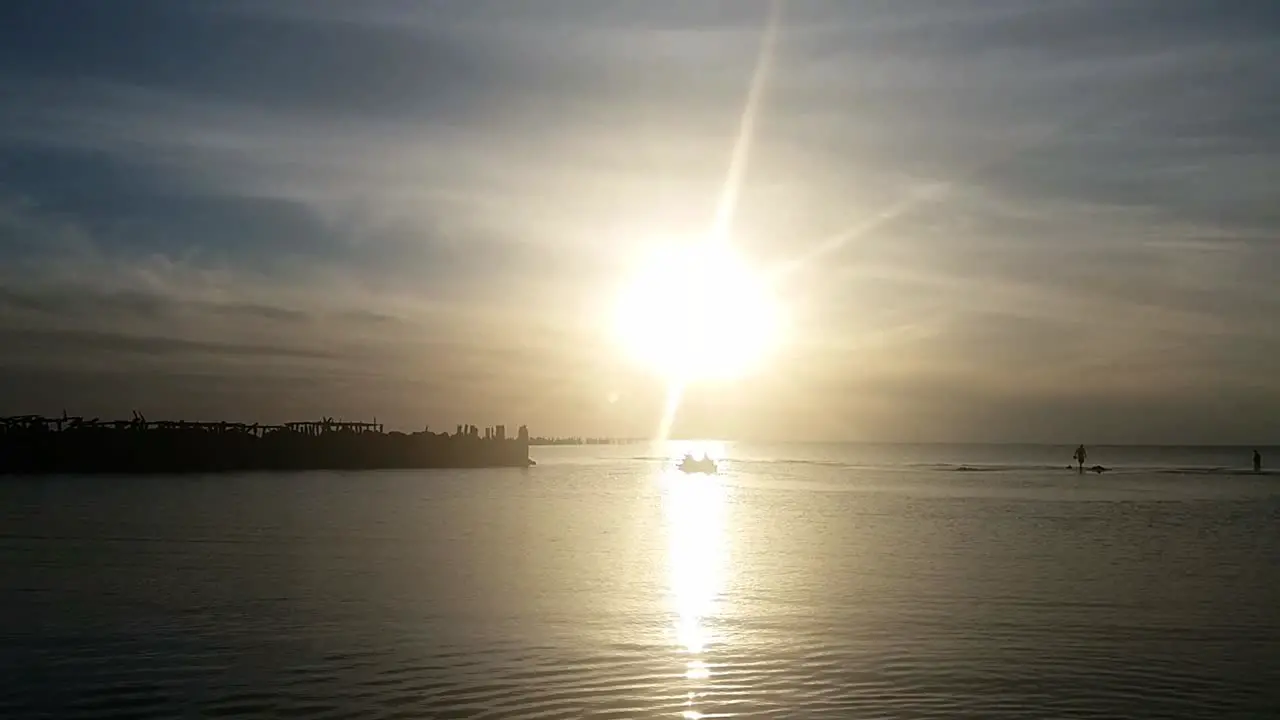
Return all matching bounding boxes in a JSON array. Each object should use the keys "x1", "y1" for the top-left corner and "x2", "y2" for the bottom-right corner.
[{"x1": 2, "y1": 442, "x2": 1279, "y2": 718}]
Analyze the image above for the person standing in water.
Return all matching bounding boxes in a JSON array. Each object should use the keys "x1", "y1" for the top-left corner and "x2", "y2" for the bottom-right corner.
[
  {"x1": 1074, "y1": 444, "x2": 1088, "y2": 474},
  {"x1": 1254, "y1": 449, "x2": 1262, "y2": 473}
]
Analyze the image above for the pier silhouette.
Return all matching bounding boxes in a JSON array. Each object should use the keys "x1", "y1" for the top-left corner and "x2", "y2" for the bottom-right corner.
[{"x1": 0, "y1": 413, "x2": 532, "y2": 474}]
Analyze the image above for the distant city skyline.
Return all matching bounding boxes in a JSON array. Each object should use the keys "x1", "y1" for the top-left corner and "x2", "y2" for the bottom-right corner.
[{"x1": 2, "y1": 1, "x2": 1279, "y2": 444}]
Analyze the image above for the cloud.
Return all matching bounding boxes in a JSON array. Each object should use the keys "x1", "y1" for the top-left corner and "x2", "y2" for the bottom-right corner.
[{"x1": 0, "y1": 1, "x2": 1278, "y2": 440}]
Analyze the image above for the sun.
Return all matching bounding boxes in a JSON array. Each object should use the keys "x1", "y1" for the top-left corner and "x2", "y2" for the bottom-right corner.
[{"x1": 613, "y1": 241, "x2": 781, "y2": 384}]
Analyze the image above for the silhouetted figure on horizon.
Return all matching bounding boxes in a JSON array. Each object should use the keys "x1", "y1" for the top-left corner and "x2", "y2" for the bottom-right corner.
[
  {"x1": 1073, "y1": 444, "x2": 1088, "y2": 474},
  {"x1": 1254, "y1": 449, "x2": 1262, "y2": 473}
]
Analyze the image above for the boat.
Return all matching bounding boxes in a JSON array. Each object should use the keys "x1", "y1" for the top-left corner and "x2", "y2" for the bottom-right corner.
[{"x1": 677, "y1": 454, "x2": 717, "y2": 474}]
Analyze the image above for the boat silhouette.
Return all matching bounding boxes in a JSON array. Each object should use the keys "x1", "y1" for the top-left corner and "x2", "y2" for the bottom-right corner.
[{"x1": 677, "y1": 454, "x2": 717, "y2": 474}]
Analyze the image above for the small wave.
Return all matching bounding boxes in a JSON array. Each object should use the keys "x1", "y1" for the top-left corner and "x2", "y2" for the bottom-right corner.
[
  {"x1": 913, "y1": 463, "x2": 1062, "y2": 473},
  {"x1": 936, "y1": 464, "x2": 1278, "y2": 476},
  {"x1": 626, "y1": 456, "x2": 1280, "y2": 478},
  {"x1": 732, "y1": 458, "x2": 860, "y2": 469},
  {"x1": 1150, "y1": 467, "x2": 1280, "y2": 477},
  {"x1": 14, "y1": 634, "x2": 1258, "y2": 719}
]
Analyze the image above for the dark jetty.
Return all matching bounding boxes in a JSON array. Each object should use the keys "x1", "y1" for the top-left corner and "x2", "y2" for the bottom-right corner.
[{"x1": 0, "y1": 414, "x2": 533, "y2": 474}]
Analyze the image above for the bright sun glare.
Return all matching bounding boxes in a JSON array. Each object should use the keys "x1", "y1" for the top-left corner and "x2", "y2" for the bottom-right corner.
[{"x1": 614, "y1": 242, "x2": 781, "y2": 384}]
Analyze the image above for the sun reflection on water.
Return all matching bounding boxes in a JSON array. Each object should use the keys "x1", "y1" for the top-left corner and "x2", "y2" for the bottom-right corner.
[{"x1": 662, "y1": 441, "x2": 729, "y2": 717}]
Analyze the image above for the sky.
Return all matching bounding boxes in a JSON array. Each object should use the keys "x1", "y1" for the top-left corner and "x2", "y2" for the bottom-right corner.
[{"x1": 1, "y1": 0, "x2": 1279, "y2": 443}]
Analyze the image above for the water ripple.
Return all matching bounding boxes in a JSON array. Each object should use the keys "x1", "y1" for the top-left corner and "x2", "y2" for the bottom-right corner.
[{"x1": 4, "y1": 463, "x2": 1279, "y2": 718}]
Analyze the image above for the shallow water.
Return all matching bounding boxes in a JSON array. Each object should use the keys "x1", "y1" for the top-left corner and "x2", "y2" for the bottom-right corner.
[{"x1": 2, "y1": 443, "x2": 1279, "y2": 718}]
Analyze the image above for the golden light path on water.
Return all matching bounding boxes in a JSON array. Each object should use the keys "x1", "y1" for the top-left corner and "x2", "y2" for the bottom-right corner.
[{"x1": 660, "y1": 440, "x2": 730, "y2": 720}]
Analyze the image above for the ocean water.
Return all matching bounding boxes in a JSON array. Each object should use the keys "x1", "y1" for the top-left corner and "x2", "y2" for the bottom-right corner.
[{"x1": 2, "y1": 442, "x2": 1279, "y2": 718}]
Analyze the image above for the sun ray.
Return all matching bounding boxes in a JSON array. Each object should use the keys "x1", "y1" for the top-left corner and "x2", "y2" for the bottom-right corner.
[
  {"x1": 656, "y1": 381, "x2": 685, "y2": 444},
  {"x1": 773, "y1": 96, "x2": 1117, "y2": 282},
  {"x1": 772, "y1": 186, "x2": 943, "y2": 281},
  {"x1": 642, "y1": 1, "x2": 784, "y2": 443},
  {"x1": 711, "y1": 0, "x2": 784, "y2": 246}
]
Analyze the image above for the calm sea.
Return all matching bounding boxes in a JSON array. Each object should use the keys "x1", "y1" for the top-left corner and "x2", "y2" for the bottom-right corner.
[{"x1": 2, "y1": 443, "x2": 1278, "y2": 718}]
